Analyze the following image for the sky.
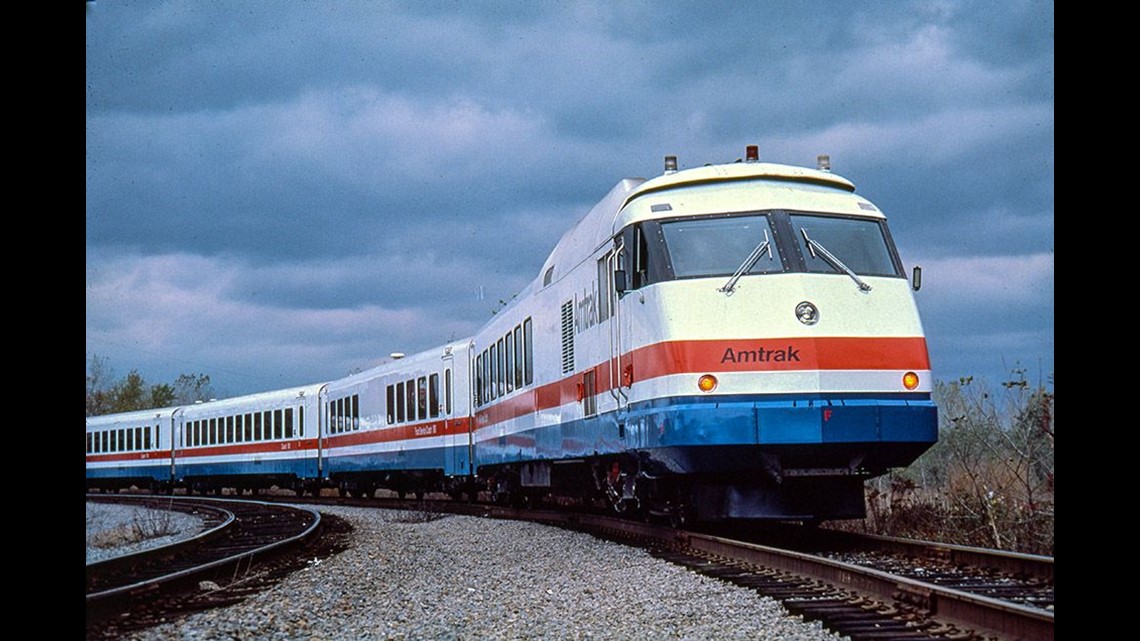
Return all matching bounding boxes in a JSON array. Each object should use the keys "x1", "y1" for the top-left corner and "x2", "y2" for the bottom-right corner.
[{"x1": 86, "y1": 1, "x2": 1054, "y2": 400}]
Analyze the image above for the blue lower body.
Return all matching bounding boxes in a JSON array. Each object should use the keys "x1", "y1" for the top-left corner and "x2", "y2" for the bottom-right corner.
[
  {"x1": 478, "y1": 393, "x2": 937, "y2": 472},
  {"x1": 476, "y1": 393, "x2": 937, "y2": 520}
]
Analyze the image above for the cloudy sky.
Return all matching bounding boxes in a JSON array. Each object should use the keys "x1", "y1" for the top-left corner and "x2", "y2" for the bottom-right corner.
[{"x1": 86, "y1": 1, "x2": 1054, "y2": 399}]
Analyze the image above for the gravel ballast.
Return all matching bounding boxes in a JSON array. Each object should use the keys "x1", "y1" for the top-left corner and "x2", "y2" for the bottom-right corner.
[
  {"x1": 90, "y1": 504, "x2": 846, "y2": 640},
  {"x1": 86, "y1": 502, "x2": 206, "y2": 564}
]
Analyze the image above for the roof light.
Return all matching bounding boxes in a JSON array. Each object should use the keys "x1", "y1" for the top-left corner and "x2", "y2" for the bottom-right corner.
[
  {"x1": 697, "y1": 374, "x2": 718, "y2": 393},
  {"x1": 664, "y1": 155, "x2": 678, "y2": 174},
  {"x1": 745, "y1": 145, "x2": 759, "y2": 162},
  {"x1": 903, "y1": 371, "x2": 920, "y2": 390},
  {"x1": 817, "y1": 154, "x2": 831, "y2": 171}
]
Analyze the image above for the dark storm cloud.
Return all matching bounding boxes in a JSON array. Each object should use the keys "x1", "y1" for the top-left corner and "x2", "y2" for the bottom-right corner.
[{"x1": 86, "y1": 1, "x2": 1053, "y2": 396}]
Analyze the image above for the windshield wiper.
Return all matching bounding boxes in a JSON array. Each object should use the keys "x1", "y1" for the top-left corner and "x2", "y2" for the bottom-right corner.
[
  {"x1": 800, "y1": 228, "x2": 872, "y2": 292},
  {"x1": 719, "y1": 230, "x2": 773, "y2": 295}
]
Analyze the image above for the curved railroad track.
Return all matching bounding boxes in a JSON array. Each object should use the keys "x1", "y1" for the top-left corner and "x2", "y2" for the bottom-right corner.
[
  {"x1": 86, "y1": 495, "x2": 323, "y2": 619},
  {"x1": 292, "y1": 493, "x2": 1055, "y2": 640},
  {"x1": 88, "y1": 491, "x2": 1052, "y2": 640}
]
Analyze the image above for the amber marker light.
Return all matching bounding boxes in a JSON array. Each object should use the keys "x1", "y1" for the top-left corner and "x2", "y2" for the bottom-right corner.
[
  {"x1": 902, "y1": 371, "x2": 920, "y2": 390},
  {"x1": 697, "y1": 374, "x2": 718, "y2": 393}
]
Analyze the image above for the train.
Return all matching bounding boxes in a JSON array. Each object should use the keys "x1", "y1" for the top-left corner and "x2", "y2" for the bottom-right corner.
[{"x1": 86, "y1": 145, "x2": 938, "y2": 523}]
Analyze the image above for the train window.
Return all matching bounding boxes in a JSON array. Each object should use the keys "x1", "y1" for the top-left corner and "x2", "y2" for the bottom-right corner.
[
  {"x1": 497, "y1": 337, "x2": 505, "y2": 398},
  {"x1": 352, "y1": 394, "x2": 359, "y2": 430},
  {"x1": 275, "y1": 409, "x2": 284, "y2": 439},
  {"x1": 224, "y1": 416, "x2": 232, "y2": 443},
  {"x1": 429, "y1": 374, "x2": 440, "y2": 418},
  {"x1": 660, "y1": 215, "x2": 783, "y2": 279},
  {"x1": 598, "y1": 254, "x2": 613, "y2": 322},
  {"x1": 482, "y1": 350, "x2": 490, "y2": 405},
  {"x1": 405, "y1": 380, "x2": 416, "y2": 421},
  {"x1": 135, "y1": 426, "x2": 142, "y2": 450},
  {"x1": 514, "y1": 326, "x2": 523, "y2": 389},
  {"x1": 474, "y1": 355, "x2": 483, "y2": 407},
  {"x1": 445, "y1": 368, "x2": 452, "y2": 415},
  {"x1": 543, "y1": 265, "x2": 555, "y2": 287},
  {"x1": 245, "y1": 414, "x2": 253, "y2": 441},
  {"x1": 254, "y1": 413, "x2": 263, "y2": 441},
  {"x1": 386, "y1": 385, "x2": 395, "y2": 424},
  {"x1": 490, "y1": 343, "x2": 498, "y2": 401},
  {"x1": 524, "y1": 317, "x2": 534, "y2": 385},
  {"x1": 505, "y1": 333, "x2": 514, "y2": 394},
  {"x1": 299, "y1": 406, "x2": 304, "y2": 437},
  {"x1": 396, "y1": 382, "x2": 406, "y2": 422},
  {"x1": 87, "y1": 433, "x2": 93, "y2": 454},
  {"x1": 788, "y1": 214, "x2": 900, "y2": 278},
  {"x1": 417, "y1": 378, "x2": 427, "y2": 420},
  {"x1": 102, "y1": 431, "x2": 109, "y2": 452},
  {"x1": 285, "y1": 407, "x2": 294, "y2": 438},
  {"x1": 126, "y1": 428, "x2": 134, "y2": 451}
]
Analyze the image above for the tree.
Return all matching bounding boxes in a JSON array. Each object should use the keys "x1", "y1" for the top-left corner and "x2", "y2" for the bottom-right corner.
[
  {"x1": 173, "y1": 373, "x2": 213, "y2": 405},
  {"x1": 86, "y1": 354, "x2": 114, "y2": 417},
  {"x1": 85, "y1": 356, "x2": 215, "y2": 416},
  {"x1": 110, "y1": 370, "x2": 148, "y2": 413}
]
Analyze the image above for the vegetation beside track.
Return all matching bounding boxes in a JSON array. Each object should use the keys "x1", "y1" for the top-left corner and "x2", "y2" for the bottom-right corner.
[{"x1": 836, "y1": 369, "x2": 1055, "y2": 556}]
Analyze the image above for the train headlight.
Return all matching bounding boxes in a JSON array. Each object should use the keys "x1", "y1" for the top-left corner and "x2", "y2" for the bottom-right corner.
[
  {"x1": 697, "y1": 375, "x2": 718, "y2": 393},
  {"x1": 902, "y1": 371, "x2": 920, "y2": 390}
]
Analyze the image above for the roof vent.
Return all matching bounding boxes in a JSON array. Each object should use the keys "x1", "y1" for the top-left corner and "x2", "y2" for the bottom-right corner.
[{"x1": 817, "y1": 154, "x2": 831, "y2": 171}]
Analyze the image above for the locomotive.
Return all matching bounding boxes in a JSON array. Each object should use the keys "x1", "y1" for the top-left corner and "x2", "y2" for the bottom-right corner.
[{"x1": 87, "y1": 145, "x2": 938, "y2": 523}]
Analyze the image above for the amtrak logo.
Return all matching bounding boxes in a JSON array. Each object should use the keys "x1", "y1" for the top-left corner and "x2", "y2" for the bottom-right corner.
[{"x1": 795, "y1": 301, "x2": 819, "y2": 325}]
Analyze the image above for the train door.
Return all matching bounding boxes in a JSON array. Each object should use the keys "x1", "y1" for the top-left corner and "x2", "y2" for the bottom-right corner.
[
  {"x1": 170, "y1": 408, "x2": 184, "y2": 485},
  {"x1": 604, "y1": 238, "x2": 629, "y2": 415},
  {"x1": 317, "y1": 385, "x2": 329, "y2": 481},
  {"x1": 444, "y1": 345, "x2": 473, "y2": 476}
]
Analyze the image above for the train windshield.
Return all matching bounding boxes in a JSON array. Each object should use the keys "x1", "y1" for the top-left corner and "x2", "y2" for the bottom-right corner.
[
  {"x1": 790, "y1": 214, "x2": 900, "y2": 278},
  {"x1": 646, "y1": 211, "x2": 903, "y2": 285},
  {"x1": 660, "y1": 215, "x2": 783, "y2": 278}
]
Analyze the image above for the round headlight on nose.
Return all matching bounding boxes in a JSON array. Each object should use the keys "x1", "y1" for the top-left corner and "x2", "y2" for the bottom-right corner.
[
  {"x1": 697, "y1": 375, "x2": 718, "y2": 393},
  {"x1": 903, "y1": 371, "x2": 920, "y2": 390}
]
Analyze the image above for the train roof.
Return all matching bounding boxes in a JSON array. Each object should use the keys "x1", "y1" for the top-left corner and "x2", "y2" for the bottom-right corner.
[
  {"x1": 174, "y1": 382, "x2": 327, "y2": 419},
  {"x1": 325, "y1": 338, "x2": 472, "y2": 391},
  {"x1": 87, "y1": 406, "x2": 180, "y2": 429}
]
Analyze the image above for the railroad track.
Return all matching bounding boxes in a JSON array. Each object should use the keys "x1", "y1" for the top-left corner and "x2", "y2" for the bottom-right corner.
[
  {"x1": 297, "y1": 494, "x2": 1054, "y2": 641},
  {"x1": 86, "y1": 495, "x2": 323, "y2": 621},
  {"x1": 89, "y1": 492, "x2": 1053, "y2": 640}
]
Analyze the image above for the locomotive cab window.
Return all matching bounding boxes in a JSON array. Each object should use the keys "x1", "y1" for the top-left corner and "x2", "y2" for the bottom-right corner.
[
  {"x1": 659, "y1": 215, "x2": 784, "y2": 279},
  {"x1": 617, "y1": 223, "x2": 671, "y2": 289},
  {"x1": 788, "y1": 213, "x2": 902, "y2": 278}
]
